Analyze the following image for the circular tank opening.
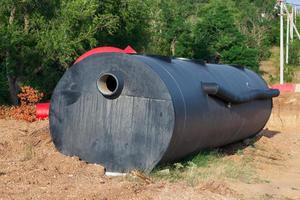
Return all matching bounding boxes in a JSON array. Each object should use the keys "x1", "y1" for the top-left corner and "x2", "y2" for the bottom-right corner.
[{"x1": 97, "y1": 73, "x2": 123, "y2": 98}]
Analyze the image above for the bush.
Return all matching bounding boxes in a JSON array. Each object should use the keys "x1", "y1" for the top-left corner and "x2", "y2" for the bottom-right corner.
[
  {"x1": 1, "y1": 86, "x2": 44, "y2": 122},
  {"x1": 221, "y1": 46, "x2": 259, "y2": 72},
  {"x1": 289, "y1": 40, "x2": 300, "y2": 66}
]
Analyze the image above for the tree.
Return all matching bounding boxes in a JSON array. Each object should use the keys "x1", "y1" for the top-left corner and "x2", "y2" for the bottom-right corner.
[
  {"x1": 147, "y1": 0, "x2": 203, "y2": 57},
  {"x1": 95, "y1": 0, "x2": 151, "y2": 51},
  {"x1": 0, "y1": 0, "x2": 287, "y2": 105},
  {"x1": 222, "y1": 46, "x2": 259, "y2": 71},
  {"x1": 0, "y1": 0, "x2": 45, "y2": 104},
  {"x1": 234, "y1": 0, "x2": 278, "y2": 60},
  {"x1": 0, "y1": 0, "x2": 118, "y2": 104},
  {"x1": 193, "y1": 0, "x2": 260, "y2": 71}
]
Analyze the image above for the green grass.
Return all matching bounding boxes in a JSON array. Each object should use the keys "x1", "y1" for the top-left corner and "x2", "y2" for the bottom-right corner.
[
  {"x1": 151, "y1": 149, "x2": 257, "y2": 186},
  {"x1": 263, "y1": 46, "x2": 299, "y2": 84},
  {"x1": 21, "y1": 143, "x2": 34, "y2": 161}
]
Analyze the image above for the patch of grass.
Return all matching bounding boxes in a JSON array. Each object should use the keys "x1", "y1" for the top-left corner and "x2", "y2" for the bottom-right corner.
[
  {"x1": 22, "y1": 144, "x2": 34, "y2": 161},
  {"x1": 261, "y1": 193, "x2": 274, "y2": 199},
  {"x1": 188, "y1": 150, "x2": 220, "y2": 167},
  {"x1": 265, "y1": 46, "x2": 299, "y2": 83},
  {"x1": 262, "y1": 180, "x2": 271, "y2": 183},
  {"x1": 151, "y1": 149, "x2": 257, "y2": 185},
  {"x1": 223, "y1": 160, "x2": 255, "y2": 183},
  {"x1": 152, "y1": 150, "x2": 220, "y2": 180},
  {"x1": 236, "y1": 149, "x2": 244, "y2": 155}
]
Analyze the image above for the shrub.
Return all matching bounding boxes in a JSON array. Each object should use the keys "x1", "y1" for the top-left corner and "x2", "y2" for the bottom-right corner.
[
  {"x1": 221, "y1": 46, "x2": 260, "y2": 72},
  {"x1": 3, "y1": 86, "x2": 44, "y2": 122}
]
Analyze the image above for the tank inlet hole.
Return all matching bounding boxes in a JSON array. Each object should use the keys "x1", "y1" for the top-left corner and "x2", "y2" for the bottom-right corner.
[{"x1": 97, "y1": 73, "x2": 122, "y2": 98}]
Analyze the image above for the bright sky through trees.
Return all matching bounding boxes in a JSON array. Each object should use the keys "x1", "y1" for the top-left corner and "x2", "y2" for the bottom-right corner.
[{"x1": 286, "y1": 0, "x2": 300, "y2": 6}]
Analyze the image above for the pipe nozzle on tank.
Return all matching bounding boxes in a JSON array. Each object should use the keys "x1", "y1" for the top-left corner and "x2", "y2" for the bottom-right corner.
[{"x1": 97, "y1": 72, "x2": 123, "y2": 99}]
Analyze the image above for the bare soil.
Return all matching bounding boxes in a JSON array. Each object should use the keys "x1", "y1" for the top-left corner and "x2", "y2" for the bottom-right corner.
[{"x1": 0, "y1": 93, "x2": 300, "y2": 200}]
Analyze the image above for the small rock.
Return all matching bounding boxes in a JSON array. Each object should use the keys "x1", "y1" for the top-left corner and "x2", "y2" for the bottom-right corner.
[
  {"x1": 243, "y1": 139, "x2": 252, "y2": 146},
  {"x1": 157, "y1": 169, "x2": 170, "y2": 175}
]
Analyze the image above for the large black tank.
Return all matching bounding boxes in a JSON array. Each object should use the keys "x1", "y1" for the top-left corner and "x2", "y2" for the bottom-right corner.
[{"x1": 49, "y1": 51, "x2": 279, "y2": 173}]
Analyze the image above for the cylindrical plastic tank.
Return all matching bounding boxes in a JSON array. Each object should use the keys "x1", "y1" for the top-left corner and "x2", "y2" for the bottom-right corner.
[{"x1": 49, "y1": 51, "x2": 279, "y2": 173}]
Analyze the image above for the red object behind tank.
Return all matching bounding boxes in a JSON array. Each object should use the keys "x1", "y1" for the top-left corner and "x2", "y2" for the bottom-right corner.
[
  {"x1": 271, "y1": 83, "x2": 295, "y2": 92},
  {"x1": 74, "y1": 45, "x2": 137, "y2": 64},
  {"x1": 36, "y1": 103, "x2": 50, "y2": 120}
]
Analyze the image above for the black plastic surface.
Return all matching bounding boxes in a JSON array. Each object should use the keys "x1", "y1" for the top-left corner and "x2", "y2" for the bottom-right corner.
[
  {"x1": 202, "y1": 82, "x2": 280, "y2": 104},
  {"x1": 50, "y1": 53, "x2": 278, "y2": 172}
]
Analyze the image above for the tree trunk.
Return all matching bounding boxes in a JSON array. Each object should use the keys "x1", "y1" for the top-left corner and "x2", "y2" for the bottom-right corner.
[
  {"x1": 24, "y1": 8, "x2": 29, "y2": 32},
  {"x1": 7, "y1": 75, "x2": 19, "y2": 105},
  {"x1": 6, "y1": 6, "x2": 19, "y2": 105},
  {"x1": 170, "y1": 37, "x2": 177, "y2": 56},
  {"x1": 9, "y1": 6, "x2": 15, "y2": 24}
]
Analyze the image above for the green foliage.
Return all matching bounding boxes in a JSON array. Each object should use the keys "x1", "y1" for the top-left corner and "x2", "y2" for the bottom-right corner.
[
  {"x1": 146, "y1": 0, "x2": 201, "y2": 56},
  {"x1": 285, "y1": 39, "x2": 300, "y2": 83},
  {"x1": 152, "y1": 150, "x2": 221, "y2": 182},
  {"x1": 289, "y1": 40, "x2": 300, "y2": 66},
  {"x1": 192, "y1": 0, "x2": 265, "y2": 71},
  {"x1": 222, "y1": 46, "x2": 259, "y2": 72},
  {"x1": 0, "y1": 0, "x2": 121, "y2": 104},
  {"x1": 0, "y1": 67, "x2": 10, "y2": 104},
  {"x1": 95, "y1": 0, "x2": 150, "y2": 51},
  {"x1": 194, "y1": 0, "x2": 243, "y2": 57},
  {"x1": 284, "y1": 65, "x2": 295, "y2": 83},
  {"x1": 0, "y1": 0, "x2": 286, "y2": 104},
  {"x1": 234, "y1": 0, "x2": 277, "y2": 59},
  {"x1": 36, "y1": 0, "x2": 118, "y2": 68},
  {"x1": 151, "y1": 150, "x2": 257, "y2": 185}
]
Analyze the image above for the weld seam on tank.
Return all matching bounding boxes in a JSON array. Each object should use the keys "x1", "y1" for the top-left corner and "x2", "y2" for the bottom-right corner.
[
  {"x1": 135, "y1": 56, "x2": 188, "y2": 145},
  {"x1": 132, "y1": 56, "x2": 189, "y2": 165},
  {"x1": 136, "y1": 56, "x2": 187, "y2": 132},
  {"x1": 152, "y1": 60, "x2": 187, "y2": 134},
  {"x1": 113, "y1": 94, "x2": 171, "y2": 101}
]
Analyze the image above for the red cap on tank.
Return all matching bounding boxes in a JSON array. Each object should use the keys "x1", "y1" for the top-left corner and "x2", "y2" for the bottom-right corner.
[{"x1": 74, "y1": 45, "x2": 137, "y2": 64}]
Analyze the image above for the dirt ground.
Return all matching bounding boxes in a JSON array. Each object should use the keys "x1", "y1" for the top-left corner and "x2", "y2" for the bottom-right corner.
[{"x1": 0, "y1": 93, "x2": 300, "y2": 200}]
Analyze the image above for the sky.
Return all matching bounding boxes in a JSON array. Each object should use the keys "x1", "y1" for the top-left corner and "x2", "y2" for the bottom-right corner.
[{"x1": 286, "y1": 0, "x2": 300, "y2": 6}]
